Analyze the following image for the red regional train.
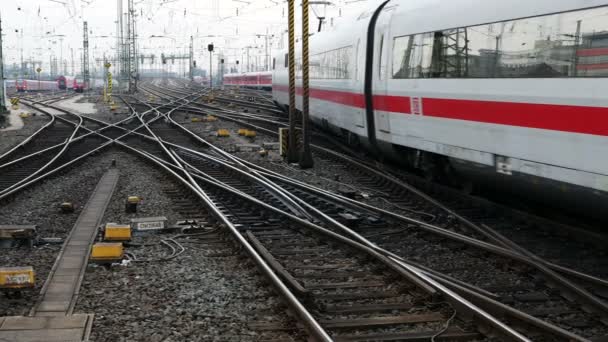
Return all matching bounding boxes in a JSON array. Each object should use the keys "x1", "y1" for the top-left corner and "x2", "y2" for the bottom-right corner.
[
  {"x1": 73, "y1": 79, "x2": 88, "y2": 93},
  {"x1": 224, "y1": 71, "x2": 272, "y2": 90},
  {"x1": 272, "y1": 0, "x2": 608, "y2": 219},
  {"x1": 14, "y1": 79, "x2": 58, "y2": 92},
  {"x1": 57, "y1": 76, "x2": 75, "y2": 90}
]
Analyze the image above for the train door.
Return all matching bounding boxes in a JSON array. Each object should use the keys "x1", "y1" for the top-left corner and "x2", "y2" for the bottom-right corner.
[
  {"x1": 363, "y1": 0, "x2": 393, "y2": 148},
  {"x1": 373, "y1": 5, "x2": 393, "y2": 134}
]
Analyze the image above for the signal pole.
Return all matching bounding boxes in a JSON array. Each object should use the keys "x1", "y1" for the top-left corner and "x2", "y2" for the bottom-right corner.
[
  {"x1": 0, "y1": 13, "x2": 7, "y2": 114},
  {"x1": 189, "y1": 35, "x2": 194, "y2": 81},
  {"x1": 208, "y1": 43, "x2": 214, "y2": 90},
  {"x1": 286, "y1": 0, "x2": 299, "y2": 163},
  {"x1": 299, "y1": 0, "x2": 314, "y2": 168}
]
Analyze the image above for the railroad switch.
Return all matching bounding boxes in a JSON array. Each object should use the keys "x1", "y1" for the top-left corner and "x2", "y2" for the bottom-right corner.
[
  {"x1": 0, "y1": 266, "x2": 35, "y2": 289},
  {"x1": 104, "y1": 223, "x2": 132, "y2": 241},
  {"x1": 125, "y1": 196, "x2": 141, "y2": 213},
  {"x1": 60, "y1": 202, "x2": 75, "y2": 213},
  {"x1": 217, "y1": 129, "x2": 230, "y2": 137},
  {"x1": 90, "y1": 243, "x2": 124, "y2": 263}
]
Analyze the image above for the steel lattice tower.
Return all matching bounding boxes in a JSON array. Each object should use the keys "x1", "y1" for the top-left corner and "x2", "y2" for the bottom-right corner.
[
  {"x1": 83, "y1": 21, "x2": 90, "y2": 86},
  {"x1": 127, "y1": 0, "x2": 137, "y2": 92}
]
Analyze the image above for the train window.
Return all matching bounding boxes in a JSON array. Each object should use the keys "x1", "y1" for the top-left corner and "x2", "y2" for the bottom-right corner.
[
  {"x1": 392, "y1": 33, "x2": 434, "y2": 78},
  {"x1": 392, "y1": 36, "x2": 411, "y2": 78},
  {"x1": 392, "y1": 6, "x2": 608, "y2": 78},
  {"x1": 273, "y1": 58, "x2": 276, "y2": 70},
  {"x1": 301, "y1": 46, "x2": 353, "y2": 79},
  {"x1": 284, "y1": 53, "x2": 288, "y2": 68}
]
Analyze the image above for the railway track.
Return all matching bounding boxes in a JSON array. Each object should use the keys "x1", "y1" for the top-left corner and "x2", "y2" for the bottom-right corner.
[
  {"x1": 179, "y1": 151, "x2": 483, "y2": 341},
  {"x1": 149, "y1": 84, "x2": 608, "y2": 282},
  {"x1": 2, "y1": 82, "x2": 605, "y2": 340},
  {"x1": 135, "y1": 83, "x2": 608, "y2": 340},
  {"x1": 115, "y1": 90, "x2": 534, "y2": 340}
]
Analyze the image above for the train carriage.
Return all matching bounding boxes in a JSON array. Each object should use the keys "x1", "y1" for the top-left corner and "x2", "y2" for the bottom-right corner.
[
  {"x1": 224, "y1": 71, "x2": 272, "y2": 90},
  {"x1": 273, "y1": 0, "x2": 608, "y2": 218},
  {"x1": 14, "y1": 79, "x2": 58, "y2": 92},
  {"x1": 57, "y1": 75, "x2": 75, "y2": 90}
]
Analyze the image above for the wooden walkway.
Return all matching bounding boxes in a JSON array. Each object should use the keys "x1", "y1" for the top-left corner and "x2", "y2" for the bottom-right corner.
[{"x1": 0, "y1": 168, "x2": 119, "y2": 342}]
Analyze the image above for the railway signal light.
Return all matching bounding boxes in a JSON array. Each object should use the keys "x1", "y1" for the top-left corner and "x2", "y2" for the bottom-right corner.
[{"x1": 207, "y1": 43, "x2": 214, "y2": 52}]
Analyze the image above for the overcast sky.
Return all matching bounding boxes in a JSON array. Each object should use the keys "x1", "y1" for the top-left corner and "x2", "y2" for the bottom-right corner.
[{"x1": 1, "y1": 0, "x2": 374, "y2": 77}]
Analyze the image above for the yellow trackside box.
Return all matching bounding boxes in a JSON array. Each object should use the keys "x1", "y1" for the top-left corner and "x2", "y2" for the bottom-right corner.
[
  {"x1": 191, "y1": 117, "x2": 202, "y2": 122},
  {"x1": 0, "y1": 266, "x2": 35, "y2": 289},
  {"x1": 238, "y1": 128, "x2": 247, "y2": 136},
  {"x1": 104, "y1": 223, "x2": 132, "y2": 241},
  {"x1": 127, "y1": 196, "x2": 141, "y2": 204},
  {"x1": 244, "y1": 130, "x2": 256, "y2": 138},
  {"x1": 205, "y1": 115, "x2": 217, "y2": 122},
  {"x1": 90, "y1": 243, "x2": 124, "y2": 262},
  {"x1": 217, "y1": 129, "x2": 230, "y2": 137}
]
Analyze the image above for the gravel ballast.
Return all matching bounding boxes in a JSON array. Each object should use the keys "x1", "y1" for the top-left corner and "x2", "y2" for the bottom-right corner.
[
  {"x1": 0, "y1": 114, "x2": 50, "y2": 155},
  {"x1": 75, "y1": 150, "x2": 303, "y2": 342},
  {"x1": 0, "y1": 149, "x2": 118, "y2": 316}
]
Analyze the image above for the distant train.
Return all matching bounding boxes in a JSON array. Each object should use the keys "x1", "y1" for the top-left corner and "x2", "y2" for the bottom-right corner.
[
  {"x1": 272, "y1": 0, "x2": 608, "y2": 219},
  {"x1": 57, "y1": 76, "x2": 75, "y2": 90},
  {"x1": 13, "y1": 79, "x2": 58, "y2": 92},
  {"x1": 73, "y1": 79, "x2": 88, "y2": 93},
  {"x1": 223, "y1": 71, "x2": 272, "y2": 90},
  {"x1": 193, "y1": 75, "x2": 209, "y2": 86}
]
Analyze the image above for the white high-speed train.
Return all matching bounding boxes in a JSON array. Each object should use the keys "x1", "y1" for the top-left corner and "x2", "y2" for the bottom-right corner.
[{"x1": 273, "y1": 0, "x2": 608, "y2": 218}]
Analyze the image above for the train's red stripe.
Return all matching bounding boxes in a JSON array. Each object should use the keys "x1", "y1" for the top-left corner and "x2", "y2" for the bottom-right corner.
[
  {"x1": 274, "y1": 84, "x2": 366, "y2": 108},
  {"x1": 374, "y1": 95, "x2": 412, "y2": 113},
  {"x1": 422, "y1": 98, "x2": 608, "y2": 136},
  {"x1": 576, "y1": 63, "x2": 608, "y2": 70},
  {"x1": 577, "y1": 48, "x2": 608, "y2": 57},
  {"x1": 273, "y1": 84, "x2": 608, "y2": 136}
]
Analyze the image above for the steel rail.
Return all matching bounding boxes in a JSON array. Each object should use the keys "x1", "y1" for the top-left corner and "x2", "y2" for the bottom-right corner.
[
  {"x1": 121, "y1": 89, "x2": 571, "y2": 340},
  {"x1": 112, "y1": 132, "x2": 333, "y2": 342},
  {"x1": 0, "y1": 103, "x2": 57, "y2": 162},
  {"x1": 173, "y1": 148, "x2": 587, "y2": 341},
  {"x1": 0, "y1": 104, "x2": 84, "y2": 196},
  {"x1": 241, "y1": 157, "x2": 608, "y2": 316},
  {"x1": 127, "y1": 90, "x2": 313, "y2": 218},
  {"x1": 169, "y1": 151, "x2": 532, "y2": 342},
  {"x1": 150, "y1": 90, "x2": 608, "y2": 295}
]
